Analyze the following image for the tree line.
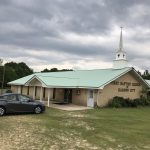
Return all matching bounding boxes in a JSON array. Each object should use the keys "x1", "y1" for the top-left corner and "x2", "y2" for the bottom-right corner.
[
  {"x1": 41, "y1": 68, "x2": 72, "y2": 72},
  {"x1": 0, "y1": 62, "x2": 33, "y2": 87},
  {"x1": 0, "y1": 61, "x2": 150, "y2": 88},
  {"x1": 0, "y1": 62, "x2": 72, "y2": 88},
  {"x1": 142, "y1": 70, "x2": 150, "y2": 80}
]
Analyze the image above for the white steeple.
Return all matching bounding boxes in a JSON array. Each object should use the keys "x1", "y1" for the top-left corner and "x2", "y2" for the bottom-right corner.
[
  {"x1": 119, "y1": 26, "x2": 123, "y2": 52},
  {"x1": 113, "y1": 27, "x2": 128, "y2": 69}
]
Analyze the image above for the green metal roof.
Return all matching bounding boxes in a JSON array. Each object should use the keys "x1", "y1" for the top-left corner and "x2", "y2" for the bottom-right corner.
[
  {"x1": 8, "y1": 74, "x2": 35, "y2": 85},
  {"x1": 8, "y1": 67, "x2": 134, "y2": 89}
]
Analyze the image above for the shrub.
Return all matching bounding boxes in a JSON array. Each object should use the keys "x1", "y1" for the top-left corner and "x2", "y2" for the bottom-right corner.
[
  {"x1": 109, "y1": 96, "x2": 150, "y2": 108},
  {"x1": 109, "y1": 96, "x2": 125, "y2": 108}
]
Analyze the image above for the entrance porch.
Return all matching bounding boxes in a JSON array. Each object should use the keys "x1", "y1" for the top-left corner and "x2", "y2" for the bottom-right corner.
[{"x1": 12, "y1": 81, "x2": 99, "y2": 108}]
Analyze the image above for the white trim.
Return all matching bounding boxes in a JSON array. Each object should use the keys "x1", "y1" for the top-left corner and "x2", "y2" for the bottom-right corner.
[
  {"x1": 99, "y1": 67, "x2": 132, "y2": 89},
  {"x1": 46, "y1": 85, "x2": 103, "y2": 89},
  {"x1": 25, "y1": 75, "x2": 47, "y2": 87},
  {"x1": 47, "y1": 88, "x2": 51, "y2": 107},
  {"x1": 33, "y1": 86, "x2": 35, "y2": 99},
  {"x1": 40, "y1": 87, "x2": 43, "y2": 102}
]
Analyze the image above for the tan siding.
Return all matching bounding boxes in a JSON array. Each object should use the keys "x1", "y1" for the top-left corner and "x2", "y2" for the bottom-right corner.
[
  {"x1": 22, "y1": 86, "x2": 28, "y2": 95},
  {"x1": 97, "y1": 71, "x2": 146, "y2": 107},
  {"x1": 72, "y1": 89, "x2": 87, "y2": 106},
  {"x1": 29, "y1": 78, "x2": 42, "y2": 86},
  {"x1": 55, "y1": 89, "x2": 64, "y2": 102},
  {"x1": 11, "y1": 85, "x2": 18, "y2": 93},
  {"x1": 43, "y1": 88, "x2": 53, "y2": 101},
  {"x1": 35, "y1": 87, "x2": 41, "y2": 99},
  {"x1": 29, "y1": 86, "x2": 34, "y2": 98}
]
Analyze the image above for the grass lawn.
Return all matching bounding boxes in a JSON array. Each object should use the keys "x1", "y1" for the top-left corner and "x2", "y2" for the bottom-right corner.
[{"x1": 0, "y1": 107, "x2": 150, "y2": 150}]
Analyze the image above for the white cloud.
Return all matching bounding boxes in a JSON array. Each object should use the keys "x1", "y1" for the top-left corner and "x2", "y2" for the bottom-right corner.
[{"x1": 0, "y1": 0, "x2": 150, "y2": 72}]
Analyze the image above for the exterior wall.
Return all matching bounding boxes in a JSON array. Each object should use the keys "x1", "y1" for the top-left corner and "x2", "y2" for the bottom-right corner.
[
  {"x1": 42, "y1": 88, "x2": 53, "y2": 101},
  {"x1": 29, "y1": 86, "x2": 34, "y2": 98},
  {"x1": 11, "y1": 85, "x2": 18, "y2": 93},
  {"x1": 10, "y1": 86, "x2": 95, "y2": 106},
  {"x1": 22, "y1": 86, "x2": 28, "y2": 95},
  {"x1": 35, "y1": 87, "x2": 41, "y2": 99},
  {"x1": 29, "y1": 78, "x2": 42, "y2": 86},
  {"x1": 54, "y1": 88, "x2": 64, "y2": 102},
  {"x1": 97, "y1": 71, "x2": 147, "y2": 107},
  {"x1": 72, "y1": 89, "x2": 99, "y2": 106},
  {"x1": 93, "y1": 90, "x2": 101, "y2": 105},
  {"x1": 11, "y1": 85, "x2": 54, "y2": 101},
  {"x1": 72, "y1": 89, "x2": 87, "y2": 106}
]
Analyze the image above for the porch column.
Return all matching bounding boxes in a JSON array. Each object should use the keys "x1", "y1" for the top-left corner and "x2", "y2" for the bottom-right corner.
[
  {"x1": 40, "y1": 86, "x2": 43, "y2": 102},
  {"x1": 47, "y1": 88, "x2": 51, "y2": 107},
  {"x1": 33, "y1": 86, "x2": 35, "y2": 99},
  {"x1": 17, "y1": 85, "x2": 21, "y2": 94}
]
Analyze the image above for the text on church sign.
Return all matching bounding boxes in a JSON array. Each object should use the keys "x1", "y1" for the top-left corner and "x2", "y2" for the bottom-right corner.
[{"x1": 112, "y1": 81, "x2": 141, "y2": 92}]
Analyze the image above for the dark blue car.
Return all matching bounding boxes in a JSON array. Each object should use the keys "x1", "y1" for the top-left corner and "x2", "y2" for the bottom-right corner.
[{"x1": 0, "y1": 93, "x2": 45, "y2": 116}]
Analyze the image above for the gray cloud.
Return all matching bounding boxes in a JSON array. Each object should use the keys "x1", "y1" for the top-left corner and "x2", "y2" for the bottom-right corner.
[{"x1": 0, "y1": 0, "x2": 150, "y2": 71}]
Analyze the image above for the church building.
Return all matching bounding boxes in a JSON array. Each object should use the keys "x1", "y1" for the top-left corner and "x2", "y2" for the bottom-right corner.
[{"x1": 8, "y1": 28, "x2": 150, "y2": 107}]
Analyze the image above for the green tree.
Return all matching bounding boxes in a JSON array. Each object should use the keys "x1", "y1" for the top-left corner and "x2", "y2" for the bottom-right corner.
[
  {"x1": 5, "y1": 62, "x2": 33, "y2": 78},
  {"x1": 50, "y1": 68, "x2": 58, "y2": 72},
  {"x1": 41, "y1": 68, "x2": 50, "y2": 72},
  {"x1": 0, "y1": 66, "x2": 4, "y2": 88},
  {"x1": 142, "y1": 70, "x2": 150, "y2": 80},
  {"x1": 4, "y1": 66, "x2": 18, "y2": 87},
  {"x1": 41, "y1": 68, "x2": 73, "y2": 72},
  {"x1": 0, "y1": 62, "x2": 33, "y2": 88}
]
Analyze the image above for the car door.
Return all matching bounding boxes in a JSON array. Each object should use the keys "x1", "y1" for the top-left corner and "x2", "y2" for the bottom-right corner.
[
  {"x1": 4, "y1": 94, "x2": 22, "y2": 112},
  {"x1": 17, "y1": 94, "x2": 34, "y2": 112}
]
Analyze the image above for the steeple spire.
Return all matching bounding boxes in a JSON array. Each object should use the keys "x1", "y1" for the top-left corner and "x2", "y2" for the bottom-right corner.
[
  {"x1": 113, "y1": 26, "x2": 128, "y2": 69},
  {"x1": 118, "y1": 26, "x2": 123, "y2": 52}
]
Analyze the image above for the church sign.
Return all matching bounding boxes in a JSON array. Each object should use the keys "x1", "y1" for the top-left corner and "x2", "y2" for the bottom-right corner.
[{"x1": 112, "y1": 81, "x2": 141, "y2": 92}]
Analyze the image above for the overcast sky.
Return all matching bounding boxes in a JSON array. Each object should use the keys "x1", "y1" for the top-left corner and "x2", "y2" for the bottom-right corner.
[{"x1": 0, "y1": 0, "x2": 150, "y2": 72}]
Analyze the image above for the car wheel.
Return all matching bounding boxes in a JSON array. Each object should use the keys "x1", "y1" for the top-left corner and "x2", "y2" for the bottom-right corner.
[
  {"x1": 0, "y1": 107, "x2": 5, "y2": 116},
  {"x1": 34, "y1": 106, "x2": 42, "y2": 114}
]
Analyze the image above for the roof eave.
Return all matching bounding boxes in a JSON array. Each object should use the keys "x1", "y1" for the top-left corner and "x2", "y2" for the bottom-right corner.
[
  {"x1": 7, "y1": 83, "x2": 24, "y2": 86},
  {"x1": 46, "y1": 85, "x2": 102, "y2": 89},
  {"x1": 99, "y1": 67, "x2": 132, "y2": 88}
]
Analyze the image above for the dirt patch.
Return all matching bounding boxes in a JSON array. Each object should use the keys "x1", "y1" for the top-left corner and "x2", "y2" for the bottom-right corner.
[{"x1": 0, "y1": 115, "x2": 99, "y2": 150}]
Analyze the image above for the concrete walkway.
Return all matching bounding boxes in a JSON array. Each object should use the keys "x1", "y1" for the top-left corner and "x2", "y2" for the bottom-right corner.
[{"x1": 48, "y1": 103, "x2": 92, "y2": 111}]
